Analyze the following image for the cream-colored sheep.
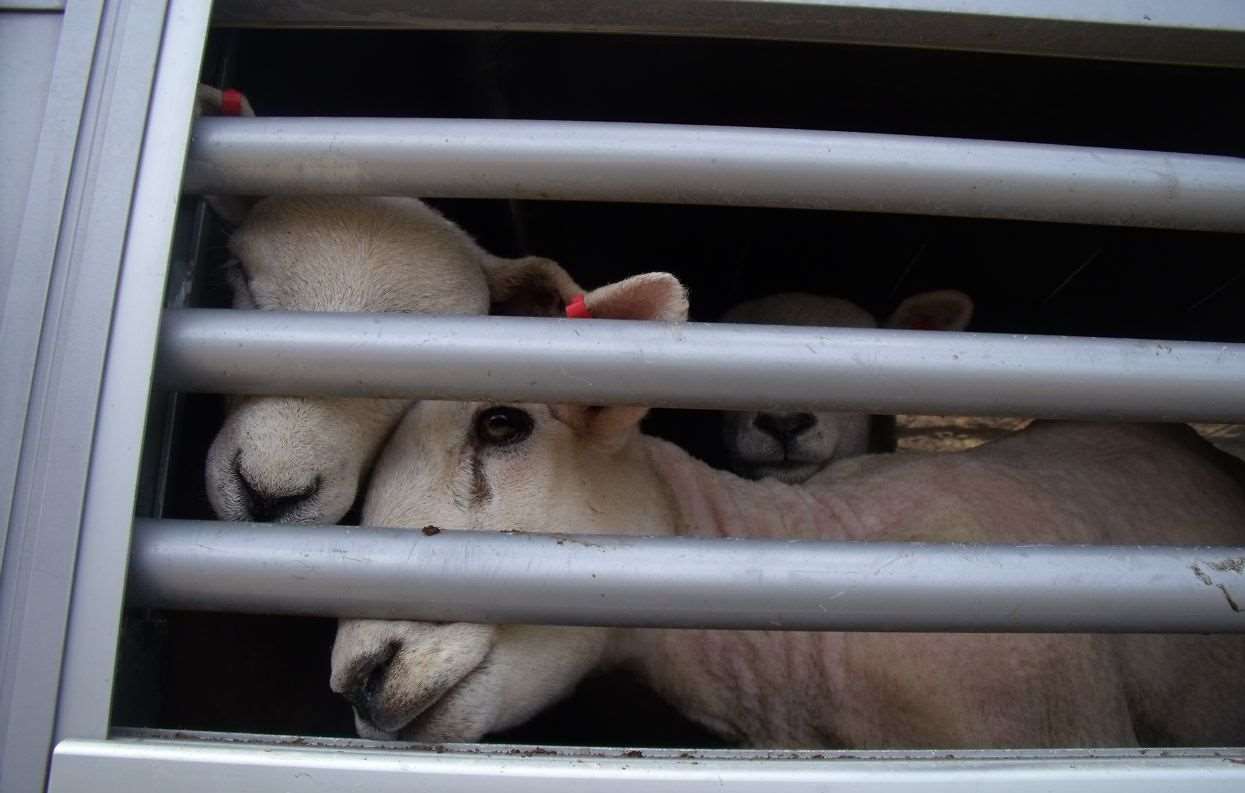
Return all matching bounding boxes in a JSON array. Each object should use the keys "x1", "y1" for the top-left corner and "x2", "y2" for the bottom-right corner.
[
  {"x1": 331, "y1": 267, "x2": 1245, "y2": 749},
  {"x1": 721, "y1": 291, "x2": 973, "y2": 482},
  {"x1": 198, "y1": 86, "x2": 575, "y2": 524},
  {"x1": 203, "y1": 195, "x2": 500, "y2": 523}
]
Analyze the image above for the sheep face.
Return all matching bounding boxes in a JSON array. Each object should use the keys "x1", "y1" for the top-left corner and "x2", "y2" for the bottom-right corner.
[
  {"x1": 330, "y1": 402, "x2": 651, "y2": 741},
  {"x1": 331, "y1": 272, "x2": 689, "y2": 741},
  {"x1": 721, "y1": 290, "x2": 973, "y2": 483},
  {"x1": 207, "y1": 395, "x2": 407, "y2": 524},
  {"x1": 723, "y1": 410, "x2": 871, "y2": 484},
  {"x1": 205, "y1": 196, "x2": 491, "y2": 525},
  {"x1": 330, "y1": 619, "x2": 607, "y2": 742}
]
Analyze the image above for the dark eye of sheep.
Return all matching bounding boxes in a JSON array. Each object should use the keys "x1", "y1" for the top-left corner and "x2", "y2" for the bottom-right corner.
[{"x1": 475, "y1": 406, "x2": 534, "y2": 447}]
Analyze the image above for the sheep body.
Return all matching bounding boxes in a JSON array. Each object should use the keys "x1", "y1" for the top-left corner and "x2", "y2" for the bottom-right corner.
[
  {"x1": 331, "y1": 269, "x2": 1245, "y2": 748},
  {"x1": 630, "y1": 422, "x2": 1245, "y2": 747}
]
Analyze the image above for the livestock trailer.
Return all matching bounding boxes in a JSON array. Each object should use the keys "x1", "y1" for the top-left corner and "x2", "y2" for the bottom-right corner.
[{"x1": 2, "y1": 1, "x2": 1245, "y2": 791}]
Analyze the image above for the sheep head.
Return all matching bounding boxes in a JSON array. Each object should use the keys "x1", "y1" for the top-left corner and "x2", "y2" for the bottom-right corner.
[
  {"x1": 204, "y1": 196, "x2": 510, "y2": 524},
  {"x1": 331, "y1": 269, "x2": 689, "y2": 742},
  {"x1": 721, "y1": 289, "x2": 973, "y2": 483}
]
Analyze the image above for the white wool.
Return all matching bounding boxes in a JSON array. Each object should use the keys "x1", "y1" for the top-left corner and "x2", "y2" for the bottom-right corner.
[{"x1": 332, "y1": 269, "x2": 1245, "y2": 748}]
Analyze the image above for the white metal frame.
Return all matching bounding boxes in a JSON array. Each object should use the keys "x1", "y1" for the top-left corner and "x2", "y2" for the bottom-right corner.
[
  {"x1": 211, "y1": 0, "x2": 1245, "y2": 69},
  {"x1": 1, "y1": 2, "x2": 1243, "y2": 792},
  {"x1": 47, "y1": 735, "x2": 1245, "y2": 792},
  {"x1": 1, "y1": 1, "x2": 209, "y2": 790}
]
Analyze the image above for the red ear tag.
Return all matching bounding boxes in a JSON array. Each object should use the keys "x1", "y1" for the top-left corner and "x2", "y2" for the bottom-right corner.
[
  {"x1": 220, "y1": 89, "x2": 245, "y2": 116},
  {"x1": 566, "y1": 294, "x2": 593, "y2": 319}
]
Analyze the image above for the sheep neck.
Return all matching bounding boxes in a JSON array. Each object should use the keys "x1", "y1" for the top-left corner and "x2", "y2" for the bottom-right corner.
[{"x1": 609, "y1": 436, "x2": 859, "y2": 747}]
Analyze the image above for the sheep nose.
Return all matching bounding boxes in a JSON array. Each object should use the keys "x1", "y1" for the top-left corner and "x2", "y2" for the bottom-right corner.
[
  {"x1": 754, "y1": 412, "x2": 817, "y2": 443},
  {"x1": 338, "y1": 642, "x2": 399, "y2": 726},
  {"x1": 233, "y1": 452, "x2": 321, "y2": 522}
]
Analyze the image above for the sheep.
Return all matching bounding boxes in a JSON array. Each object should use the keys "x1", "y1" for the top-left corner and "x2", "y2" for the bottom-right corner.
[
  {"x1": 201, "y1": 197, "x2": 578, "y2": 524},
  {"x1": 198, "y1": 86, "x2": 576, "y2": 524},
  {"x1": 203, "y1": 195, "x2": 499, "y2": 523},
  {"x1": 720, "y1": 290, "x2": 973, "y2": 482},
  {"x1": 330, "y1": 266, "x2": 1245, "y2": 749}
]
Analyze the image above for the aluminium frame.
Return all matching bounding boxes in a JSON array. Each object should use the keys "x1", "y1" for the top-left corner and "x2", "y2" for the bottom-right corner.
[{"x1": 1, "y1": 2, "x2": 1244, "y2": 792}]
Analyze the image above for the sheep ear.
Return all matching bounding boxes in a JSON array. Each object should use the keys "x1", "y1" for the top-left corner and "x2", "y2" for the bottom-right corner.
[
  {"x1": 484, "y1": 256, "x2": 582, "y2": 317},
  {"x1": 194, "y1": 84, "x2": 260, "y2": 227},
  {"x1": 885, "y1": 289, "x2": 973, "y2": 331},
  {"x1": 576, "y1": 272, "x2": 688, "y2": 323},
  {"x1": 551, "y1": 272, "x2": 688, "y2": 443}
]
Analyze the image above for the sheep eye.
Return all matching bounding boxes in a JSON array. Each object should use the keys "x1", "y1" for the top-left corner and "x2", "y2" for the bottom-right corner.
[{"x1": 475, "y1": 407, "x2": 533, "y2": 447}]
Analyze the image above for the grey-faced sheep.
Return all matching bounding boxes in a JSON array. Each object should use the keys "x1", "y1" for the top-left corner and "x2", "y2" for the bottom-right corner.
[
  {"x1": 331, "y1": 266, "x2": 1245, "y2": 749},
  {"x1": 720, "y1": 290, "x2": 973, "y2": 482}
]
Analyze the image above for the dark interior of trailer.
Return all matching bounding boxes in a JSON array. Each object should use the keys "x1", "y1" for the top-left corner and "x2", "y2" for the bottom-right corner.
[{"x1": 112, "y1": 27, "x2": 1245, "y2": 745}]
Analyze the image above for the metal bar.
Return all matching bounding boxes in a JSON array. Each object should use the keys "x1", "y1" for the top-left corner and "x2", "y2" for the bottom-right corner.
[
  {"x1": 209, "y1": 0, "x2": 1245, "y2": 70},
  {"x1": 184, "y1": 117, "x2": 1245, "y2": 232},
  {"x1": 54, "y1": 0, "x2": 211, "y2": 745},
  {"x1": 156, "y1": 310, "x2": 1245, "y2": 423},
  {"x1": 127, "y1": 520, "x2": 1245, "y2": 633},
  {"x1": 46, "y1": 737, "x2": 1245, "y2": 792}
]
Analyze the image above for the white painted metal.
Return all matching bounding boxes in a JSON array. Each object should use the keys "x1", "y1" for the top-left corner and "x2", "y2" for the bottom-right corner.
[
  {"x1": 157, "y1": 310, "x2": 1245, "y2": 422},
  {"x1": 55, "y1": 0, "x2": 211, "y2": 744},
  {"x1": 0, "y1": 11, "x2": 61, "y2": 319},
  {"x1": 0, "y1": 1, "x2": 66, "y2": 9},
  {"x1": 46, "y1": 737, "x2": 1245, "y2": 792},
  {"x1": 209, "y1": 0, "x2": 1245, "y2": 68},
  {"x1": 128, "y1": 520, "x2": 1245, "y2": 633},
  {"x1": 1, "y1": 0, "x2": 152, "y2": 788},
  {"x1": 4, "y1": 2, "x2": 1242, "y2": 791},
  {"x1": 184, "y1": 118, "x2": 1245, "y2": 232},
  {"x1": 0, "y1": 1, "x2": 207, "y2": 791}
]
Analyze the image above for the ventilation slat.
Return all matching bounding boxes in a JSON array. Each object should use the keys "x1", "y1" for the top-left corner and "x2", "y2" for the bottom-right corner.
[
  {"x1": 183, "y1": 118, "x2": 1245, "y2": 232},
  {"x1": 157, "y1": 310, "x2": 1245, "y2": 422},
  {"x1": 127, "y1": 519, "x2": 1245, "y2": 633}
]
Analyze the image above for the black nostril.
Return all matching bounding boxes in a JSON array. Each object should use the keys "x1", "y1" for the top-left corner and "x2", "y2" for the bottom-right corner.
[
  {"x1": 232, "y1": 450, "x2": 321, "y2": 522},
  {"x1": 363, "y1": 658, "x2": 388, "y2": 700},
  {"x1": 787, "y1": 413, "x2": 816, "y2": 436},
  {"x1": 341, "y1": 641, "x2": 399, "y2": 725},
  {"x1": 753, "y1": 413, "x2": 780, "y2": 438},
  {"x1": 754, "y1": 412, "x2": 817, "y2": 442},
  {"x1": 345, "y1": 688, "x2": 372, "y2": 725}
]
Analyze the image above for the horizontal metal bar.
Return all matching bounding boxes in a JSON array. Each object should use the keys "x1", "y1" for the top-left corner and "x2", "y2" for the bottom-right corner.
[
  {"x1": 156, "y1": 310, "x2": 1245, "y2": 423},
  {"x1": 183, "y1": 117, "x2": 1245, "y2": 232},
  {"x1": 127, "y1": 520, "x2": 1245, "y2": 632},
  {"x1": 48, "y1": 738, "x2": 1245, "y2": 792},
  {"x1": 210, "y1": 0, "x2": 1245, "y2": 69}
]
